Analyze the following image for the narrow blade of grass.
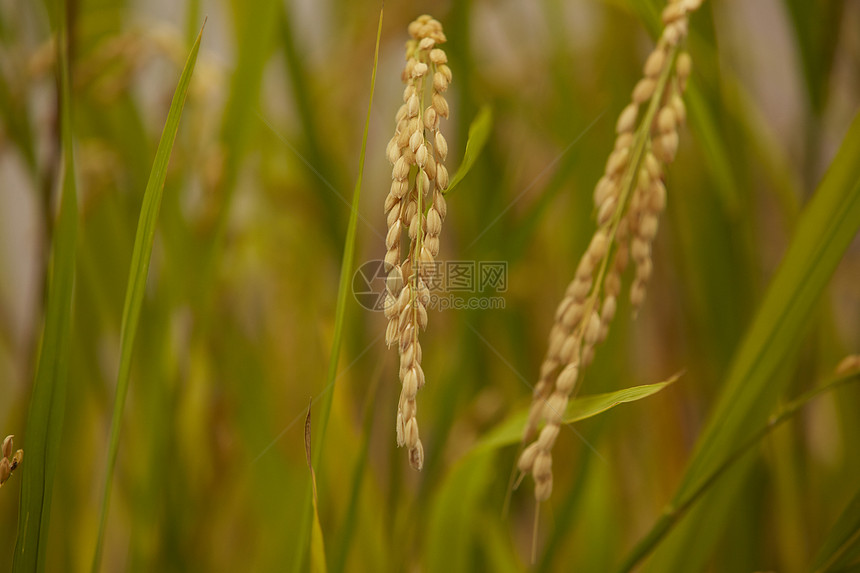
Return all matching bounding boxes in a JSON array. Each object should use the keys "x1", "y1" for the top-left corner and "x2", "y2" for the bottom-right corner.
[
  {"x1": 811, "y1": 471, "x2": 860, "y2": 572},
  {"x1": 444, "y1": 106, "x2": 493, "y2": 195},
  {"x1": 643, "y1": 111, "x2": 860, "y2": 571},
  {"x1": 12, "y1": 9, "x2": 77, "y2": 571},
  {"x1": 616, "y1": 369, "x2": 860, "y2": 573},
  {"x1": 305, "y1": 401, "x2": 328, "y2": 573},
  {"x1": 90, "y1": 24, "x2": 204, "y2": 572},
  {"x1": 291, "y1": 8, "x2": 383, "y2": 572},
  {"x1": 474, "y1": 374, "x2": 680, "y2": 455}
]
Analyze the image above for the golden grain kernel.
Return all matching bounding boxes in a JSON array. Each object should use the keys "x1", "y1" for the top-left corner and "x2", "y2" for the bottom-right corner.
[
  {"x1": 518, "y1": 442, "x2": 541, "y2": 473},
  {"x1": 435, "y1": 132, "x2": 448, "y2": 160},
  {"x1": 432, "y1": 93, "x2": 449, "y2": 118},
  {"x1": 632, "y1": 237, "x2": 650, "y2": 263},
  {"x1": 407, "y1": 130, "x2": 421, "y2": 154},
  {"x1": 416, "y1": 303, "x2": 427, "y2": 330},
  {"x1": 640, "y1": 213, "x2": 660, "y2": 241},
  {"x1": 644, "y1": 48, "x2": 666, "y2": 78},
  {"x1": 425, "y1": 236, "x2": 440, "y2": 256},
  {"x1": 2, "y1": 436, "x2": 12, "y2": 460},
  {"x1": 427, "y1": 208, "x2": 442, "y2": 236},
  {"x1": 580, "y1": 342, "x2": 595, "y2": 364},
  {"x1": 584, "y1": 311, "x2": 600, "y2": 344},
  {"x1": 386, "y1": 220, "x2": 402, "y2": 250},
  {"x1": 409, "y1": 441, "x2": 425, "y2": 470},
  {"x1": 438, "y1": 64, "x2": 452, "y2": 82},
  {"x1": 670, "y1": 93, "x2": 687, "y2": 123},
  {"x1": 424, "y1": 154, "x2": 437, "y2": 181},
  {"x1": 534, "y1": 451, "x2": 553, "y2": 481},
  {"x1": 597, "y1": 195, "x2": 617, "y2": 226},
  {"x1": 616, "y1": 103, "x2": 638, "y2": 134},
  {"x1": 632, "y1": 77, "x2": 656, "y2": 104},
  {"x1": 569, "y1": 276, "x2": 592, "y2": 302},
  {"x1": 0, "y1": 457, "x2": 10, "y2": 484},
  {"x1": 384, "y1": 248, "x2": 400, "y2": 268},
  {"x1": 649, "y1": 180, "x2": 667, "y2": 212},
  {"x1": 645, "y1": 152, "x2": 662, "y2": 180},
  {"x1": 386, "y1": 137, "x2": 401, "y2": 164},
  {"x1": 662, "y1": 23, "x2": 681, "y2": 46},
  {"x1": 433, "y1": 192, "x2": 447, "y2": 219},
  {"x1": 436, "y1": 164, "x2": 449, "y2": 190},
  {"x1": 548, "y1": 325, "x2": 566, "y2": 358},
  {"x1": 605, "y1": 147, "x2": 630, "y2": 176},
  {"x1": 384, "y1": 191, "x2": 399, "y2": 214},
  {"x1": 630, "y1": 280, "x2": 647, "y2": 308},
  {"x1": 575, "y1": 252, "x2": 596, "y2": 281},
  {"x1": 615, "y1": 132, "x2": 634, "y2": 150},
  {"x1": 536, "y1": 424, "x2": 560, "y2": 450},
  {"x1": 386, "y1": 320, "x2": 399, "y2": 348},
  {"x1": 556, "y1": 364, "x2": 579, "y2": 394},
  {"x1": 429, "y1": 48, "x2": 447, "y2": 64},
  {"x1": 403, "y1": 368, "x2": 419, "y2": 398},
  {"x1": 637, "y1": 258, "x2": 653, "y2": 282},
  {"x1": 661, "y1": 2, "x2": 686, "y2": 24},
  {"x1": 416, "y1": 145, "x2": 429, "y2": 168},
  {"x1": 593, "y1": 177, "x2": 614, "y2": 207},
  {"x1": 433, "y1": 71, "x2": 449, "y2": 92},
  {"x1": 559, "y1": 334, "x2": 579, "y2": 365},
  {"x1": 659, "y1": 131, "x2": 679, "y2": 162},
  {"x1": 396, "y1": 413, "x2": 408, "y2": 447},
  {"x1": 589, "y1": 230, "x2": 609, "y2": 261},
  {"x1": 412, "y1": 62, "x2": 429, "y2": 78},
  {"x1": 535, "y1": 476, "x2": 553, "y2": 501},
  {"x1": 657, "y1": 106, "x2": 676, "y2": 134},
  {"x1": 544, "y1": 394, "x2": 568, "y2": 425},
  {"x1": 562, "y1": 301, "x2": 584, "y2": 330}
]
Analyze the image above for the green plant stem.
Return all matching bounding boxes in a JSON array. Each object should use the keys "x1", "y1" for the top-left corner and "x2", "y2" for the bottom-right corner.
[
  {"x1": 292, "y1": 8, "x2": 383, "y2": 572},
  {"x1": 90, "y1": 25, "x2": 203, "y2": 572},
  {"x1": 615, "y1": 371, "x2": 860, "y2": 573}
]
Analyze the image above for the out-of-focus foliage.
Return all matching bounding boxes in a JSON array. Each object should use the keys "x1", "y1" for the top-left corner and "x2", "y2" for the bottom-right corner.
[{"x1": 0, "y1": 0, "x2": 859, "y2": 571}]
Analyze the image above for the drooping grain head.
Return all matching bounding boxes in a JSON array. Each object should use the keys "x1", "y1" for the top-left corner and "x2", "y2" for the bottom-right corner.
[
  {"x1": 383, "y1": 15, "x2": 452, "y2": 471},
  {"x1": 519, "y1": 0, "x2": 702, "y2": 501}
]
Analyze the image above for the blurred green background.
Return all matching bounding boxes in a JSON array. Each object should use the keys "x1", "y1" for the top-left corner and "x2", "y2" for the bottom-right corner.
[{"x1": 1, "y1": 0, "x2": 859, "y2": 571}]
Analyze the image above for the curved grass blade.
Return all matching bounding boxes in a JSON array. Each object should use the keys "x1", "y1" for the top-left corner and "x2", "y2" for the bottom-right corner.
[
  {"x1": 90, "y1": 23, "x2": 204, "y2": 572},
  {"x1": 444, "y1": 106, "x2": 493, "y2": 195},
  {"x1": 12, "y1": 9, "x2": 77, "y2": 571},
  {"x1": 291, "y1": 8, "x2": 383, "y2": 572},
  {"x1": 812, "y1": 486, "x2": 860, "y2": 572},
  {"x1": 616, "y1": 368, "x2": 860, "y2": 573},
  {"x1": 474, "y1": 375, "x2": 680, "y2": 455},
  {"x1": 636, "y1": 111, "x2": 860, "y2": 571},
  {"x1": 304, "y1": 401, "x2": 328, "y2": 573}
]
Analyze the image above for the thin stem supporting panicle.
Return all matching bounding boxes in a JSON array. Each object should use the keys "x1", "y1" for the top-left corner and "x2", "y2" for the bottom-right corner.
[
  {"x1": 518, "y1": 0, "x2": 703, "y2": 502},
  {"x1": 383, "y1": 15, "x2": 451, "y2": 471}
]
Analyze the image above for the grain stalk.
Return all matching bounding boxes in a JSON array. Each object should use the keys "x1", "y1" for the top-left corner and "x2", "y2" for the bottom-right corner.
[
  {"x1": 518, "y1": 0, "x2": 703, "y2": 503},
  {"x1": 383, "y1": 15, "x2": 451, "y2": 470}
]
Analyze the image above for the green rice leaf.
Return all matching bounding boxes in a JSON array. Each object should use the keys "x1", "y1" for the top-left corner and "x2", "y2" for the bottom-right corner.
[
  {"x1": 617, "y1": 369, "x2": 860, "y2": 573},
  {"x1": 474, "y1": 374, "x2": 680, "y2": 455},
  {"x1": 444, "y1": 106, "x2": 493, "y2": 195},
  {"x1": 642, "y1": 110, "x2": 860, "y2": 572},
  {"x1": 291, "y1": 8, "x2": 383, "y2": 572},
  {"x1": 811, "y1": 485, "x2": 860, "y2": 572},
  {"x1": 12, "y1": 8, "x2": 77, "y2": 571},
  {"x1": 90, "y1": 23, "x2": 204, "y2": 573},
  {"x1": 305, "y1": 402, "x2": 328, "y2": 573}
]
